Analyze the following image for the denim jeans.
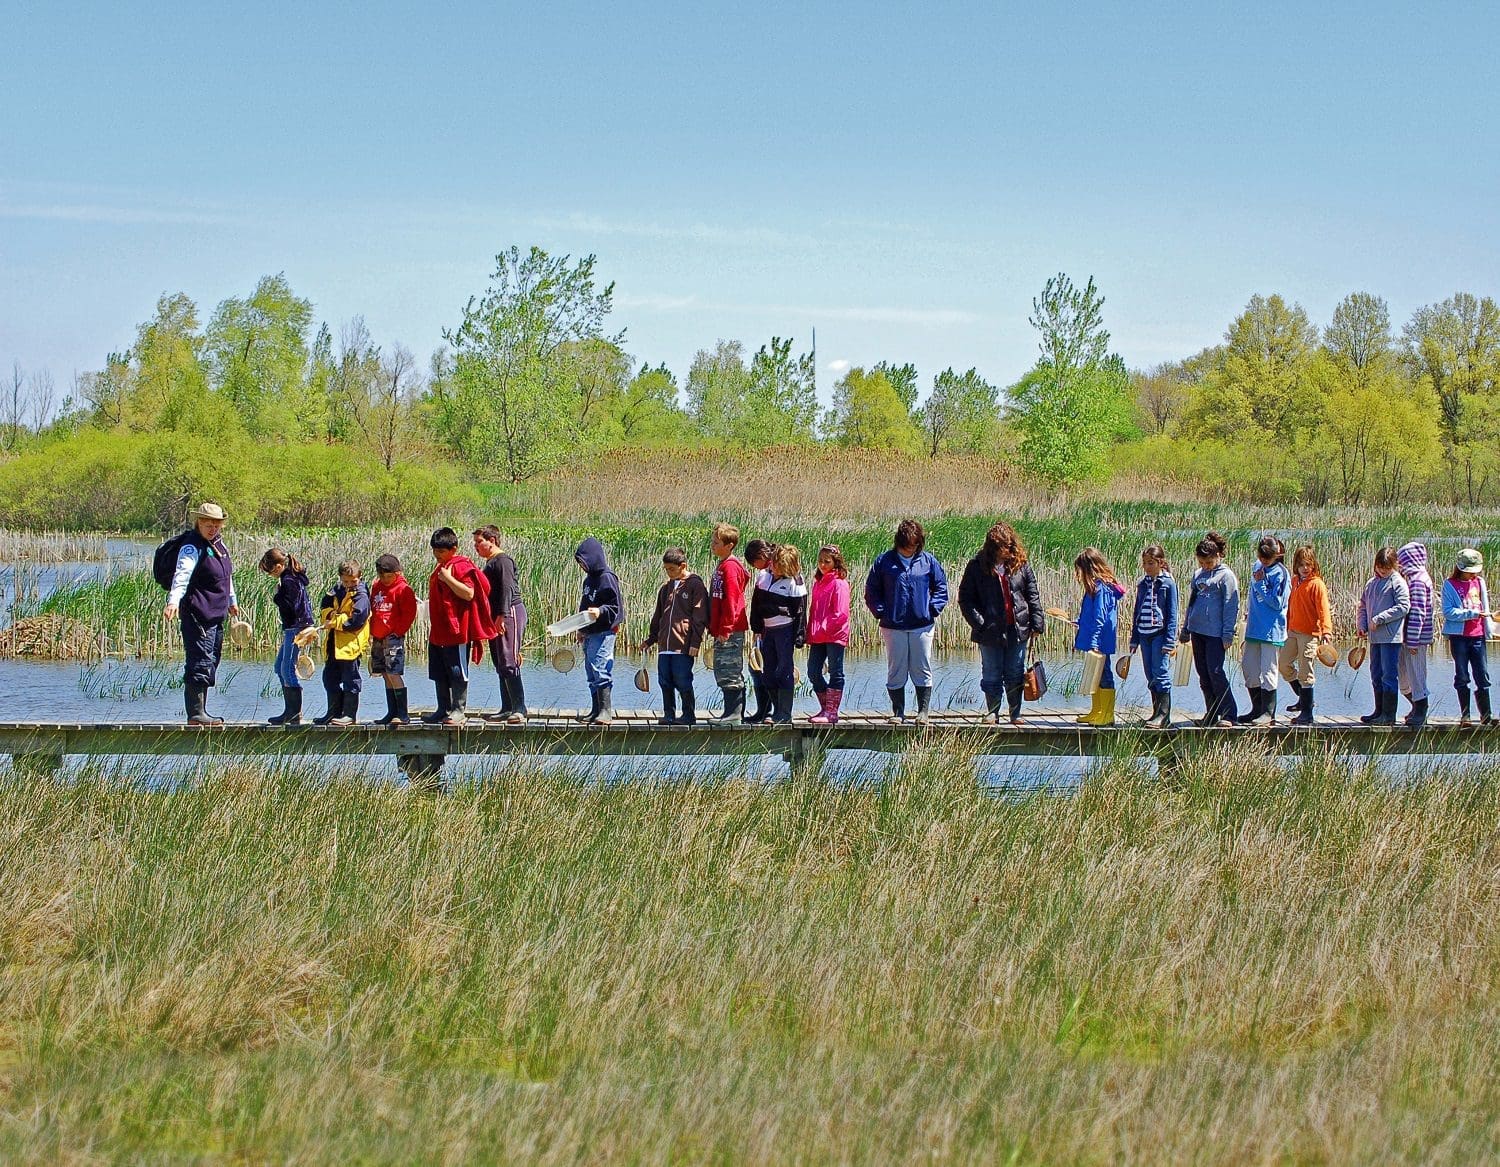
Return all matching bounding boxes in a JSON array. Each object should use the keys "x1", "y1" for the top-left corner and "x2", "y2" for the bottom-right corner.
[
  {"x1": 1370, "y1": 642, "x2": 1400, "y2": 696},
  {"x1": 978, "y1": 637, "x2": 1027, "y2": 712},
  {"x1": 1138, "y1": 632, "x2": 1171, "y2": 694},
  {"x1": 1451, "y1": 635, "x2": 1490, "y2": 695},
  {"x1": 274, "y1": 628, "x2": 303, "y2": 689},
  {"x1": 807, "y1": 642, "x2": 846, "y2": 692},
  {"x1": 582, "y1": 632, "x2": 615, "y2": 693},
  {"x1": 1191, "y1": 633, "x2": 1237, "y2": 721}
]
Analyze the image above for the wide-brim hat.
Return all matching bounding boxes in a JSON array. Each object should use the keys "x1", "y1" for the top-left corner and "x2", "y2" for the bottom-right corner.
[
  {"x1": 1347, "y1": 644, "x2": 1367, "y2": 670},
  {"x1": 1316, "y1": 642, "x2": 1339, "y2": 668},
  {"x1": 1456, "y1": 548, "x2": 1485, "y2": 574},
  {"x1": 228, "y1": 617, "x2": 253, "y2": 650},
  {"x1": 190, "y1": 502, "x2": 226, "y2": 522}
]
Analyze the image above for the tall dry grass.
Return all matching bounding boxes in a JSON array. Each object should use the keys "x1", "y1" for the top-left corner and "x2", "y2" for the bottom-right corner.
[{"x1": 2, "y1": 743, "x2": 1498, "y2": 1162}]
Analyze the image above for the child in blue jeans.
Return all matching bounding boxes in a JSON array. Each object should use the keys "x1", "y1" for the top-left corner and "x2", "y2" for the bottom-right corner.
[
  {"x1": 1130, "y1": 544, "x2": 1178, "y2": 729},
  {"x1": 1356, "y1": 546, "x2": 1411, "y2": 726}
]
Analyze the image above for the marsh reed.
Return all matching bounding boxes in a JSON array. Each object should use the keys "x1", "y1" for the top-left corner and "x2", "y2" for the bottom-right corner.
[{"x1": 3, "y1": 742, "x2": 1499, "y2": 1162}]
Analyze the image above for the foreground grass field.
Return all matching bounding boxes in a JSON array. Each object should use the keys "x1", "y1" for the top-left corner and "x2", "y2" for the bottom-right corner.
[{"x1": 3, "y1": 743, "x2": 1499, "y2": 1163}]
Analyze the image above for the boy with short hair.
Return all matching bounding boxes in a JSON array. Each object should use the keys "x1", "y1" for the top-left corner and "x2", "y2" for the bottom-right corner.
[
  {"x1": 313, "y1": 560, "x2": 372, "y2": 727},
  {"x1": 424, "y1": 527, "x2": 496, "y2": 726},
  {"x1": 640, "y1": 548, "x2": 710, "y2": 725},
  {"x1": 473, "y1": 525, "x2": 528, "y2": 724},
  {"x1": 370, "y1": 553, "x2": 417, "y2": 725},
  {"x1": 706, "y1": 522, "x2": 751, "y2": 722}
]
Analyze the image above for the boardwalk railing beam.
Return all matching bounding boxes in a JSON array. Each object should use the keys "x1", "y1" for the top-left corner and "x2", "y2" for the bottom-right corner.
[{"x1": 3, "y1": 718, "x2": 1500, "y2": 782}]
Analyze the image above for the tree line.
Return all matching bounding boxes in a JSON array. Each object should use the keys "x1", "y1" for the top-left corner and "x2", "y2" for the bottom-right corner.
[{"x1": 2, "y1": 244, "x2": 1497, "y2": 528}]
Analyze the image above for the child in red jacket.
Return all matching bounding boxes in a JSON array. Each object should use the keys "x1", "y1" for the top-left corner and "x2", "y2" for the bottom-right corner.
[
  {"x1": 423, "y1": 527, "x2": 496, "y2": 726},
  {"x1": 370, "y1": 553, "x2": 418, "y2": 725}
]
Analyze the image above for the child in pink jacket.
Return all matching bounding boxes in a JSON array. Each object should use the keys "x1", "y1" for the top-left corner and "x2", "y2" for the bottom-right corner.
[{"x1": 807, "y1": 545, "x2": 851, "y2": 723}]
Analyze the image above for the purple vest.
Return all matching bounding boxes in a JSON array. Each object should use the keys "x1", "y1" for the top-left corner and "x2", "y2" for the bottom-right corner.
[{"x1": 184, "y1": 533, "x2": 234, "y2": 622}]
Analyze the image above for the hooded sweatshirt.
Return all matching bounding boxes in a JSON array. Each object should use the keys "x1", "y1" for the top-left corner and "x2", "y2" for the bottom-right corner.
[
  {"x1": 1182, "y1": 562, "x2": 1240, "y2": 642},
  {"x1": 1075, "y1": 578, "x2": 1127, "y2": 655},
  {"x1": 1245, "y1": 559, "x2": 1290, "y2": 645},
  {"x1": 863, "y1": 549, "x2": 949, "y2": 630},
  {"x1": 576, "y1": 537, "x2": 624, "y2": 636},
  {"x1": 806, "y1": 572, "x2": 851, "y2": 646},
  {"x1": 1356, "y1": 571, "x2": 1410, "y2": 645},
  {"x1": 428, "y1": 553, "x2": 496, "y2": 648},
  {"x1": 1397, "y1": 542, "x2": 1435, "y2": 647},
  {"x1": 272, "y1": 567, "x2": 314, "y2": 631}
]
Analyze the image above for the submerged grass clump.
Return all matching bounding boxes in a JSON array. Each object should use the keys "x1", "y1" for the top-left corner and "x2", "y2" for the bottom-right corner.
[{"x1": 2, "y1": 743, "x2": 1499, "y2": 1162}]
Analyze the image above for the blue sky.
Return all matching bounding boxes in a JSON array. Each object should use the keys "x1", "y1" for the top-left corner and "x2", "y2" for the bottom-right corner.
[{"x1": 3, "y1": 1, "x2": 1498, "y2": 405}]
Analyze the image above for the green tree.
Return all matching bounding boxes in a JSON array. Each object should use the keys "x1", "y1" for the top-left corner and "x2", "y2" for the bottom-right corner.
[
  {"x1": 1010, "y1": 274, "x2": 1134, "y2": 484},
  {"x1": 686, "y1": 340, "x2": 751, "y2": 439},
  {"x1": 437, "y1": 246, "x2": 619, "y2": 481},
  {"x1": 825, "y1": 367, "x2": 922, "y2": 451},
  {"x1": 1324, "y1": 292, "x2": 1392, "y2": 380},
  {"x1": 919, "y1": 366, "x2": 999, "y2": 456},
  {"x1": 600, "y1": 363, "x2": 694, "y2": 445},
  {"x1": 744, "y1": 337, "x2": 820, "y2": 444},
  {"x1": 203, "y1": 274, "x2": 314, "y2": 441},
  {"x1": 1401, "y1": 293, "x2": 1500, "y2": 435},
  {"x1": 123, "y1": 293, "x2": 207, "y2": 431},
  {"x1": 873, "y1": 361, "x2": 919, "y2": 412}
]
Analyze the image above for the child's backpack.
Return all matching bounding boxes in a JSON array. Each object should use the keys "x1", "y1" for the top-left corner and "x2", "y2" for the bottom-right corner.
[{"x1": 152, "y1": 530, "x2": 195, "y2": 591}]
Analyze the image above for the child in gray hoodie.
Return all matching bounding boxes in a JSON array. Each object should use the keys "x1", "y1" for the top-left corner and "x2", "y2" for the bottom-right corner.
[{"x1": 1356, "y1": 546, "x2": 1411, "y2": 726}]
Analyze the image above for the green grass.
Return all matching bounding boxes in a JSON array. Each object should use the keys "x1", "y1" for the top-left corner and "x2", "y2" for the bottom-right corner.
[{"x1": 3, "y1": 744, "x2": 1500, "y2": 1163}]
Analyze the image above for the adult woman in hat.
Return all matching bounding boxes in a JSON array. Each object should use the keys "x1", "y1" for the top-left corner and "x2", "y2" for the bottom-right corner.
[{"x1": 162, "y1": 502, "x2": 239, "y2": 725}]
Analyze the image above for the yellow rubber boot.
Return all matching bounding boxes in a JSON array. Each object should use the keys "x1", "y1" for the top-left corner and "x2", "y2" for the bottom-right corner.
[
  {"x1": 1092, "y1": 687, "x2": 1117, "y2": 727},
  {"x1": 1077, "y1": 689, "x2": 1103, "y2": 723}
]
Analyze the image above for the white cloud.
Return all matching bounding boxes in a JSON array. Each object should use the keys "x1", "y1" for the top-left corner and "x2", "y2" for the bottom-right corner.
[{"x1": 825, "y1": 358, "x2": 851, "y2": 373}]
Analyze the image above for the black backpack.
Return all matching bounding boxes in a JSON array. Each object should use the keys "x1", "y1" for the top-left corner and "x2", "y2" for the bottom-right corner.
[{"x1": 152, "y1": 530, "x2": 195, "y2": 591}]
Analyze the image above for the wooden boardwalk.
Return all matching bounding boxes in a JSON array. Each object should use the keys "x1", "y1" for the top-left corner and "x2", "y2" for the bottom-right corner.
[{"x1": 4, "y1": 709, "x2": 1499, "y2": 780}]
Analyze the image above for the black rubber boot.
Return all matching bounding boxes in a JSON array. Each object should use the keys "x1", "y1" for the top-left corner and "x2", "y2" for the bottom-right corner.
[
  {"x1": 713, "y1": 689, "x2": 744, "y2": 723},
  {"x1": 888, "y1": 687, "x2": 906, "y2": 721},
  {"x1": 591, "y1": 684, "x2": 614, "y2": 725},
  {"x1": 267, "y1": 686, "x2": 298, "y2": 726},
  {"x1": 390, "y1": 688, "x2": 409, "y2": 725},
  {"x1": 679, "y1": 687, "x2": 697, "y2": 726},
  {"x1": 330, "y1": 692, "x2": 358, "y2": 727},
  {"x1": 1457, "y1": 687, "x2": 1472, "y2": 724},
  {"x1": 186, "y1": 681, "x2": 223, "y2": 726},
  {"x1": 281, "y1": 687, "x2": 303, "y2": 726},
  {"x1": 422, "y1": 681, "x2": 451, "y2": 724},
  {"x1": 1370, "y1": 690, "x2": 1398, "y2": 726},
  {"x1": 1360, "y1": 689, "x2": 1382, "y2": 724},
  {"x1": 1292, "y1": 686, "x2": 1314, "y2": 725},
  {"x1": 313, "y1": 688, "x2": 342, "y2": 726},
  {"x1": 1143, "y1": 689, "x2": 1171, "y2": 729},
  {"x1": 1236, "y1": 687, "x2": 1264, "y2": 724},
  {"x1": 1404, "y1": 696, "x2": 1429, "y2": 729},
  {"x1": 1286, "y1": 680, "x2": 1305, "y2": 713},
  {"x1": 1251, "y1": 690, "x2": 1277, "y2": 726},
  {"x1": 771, "y1": 687, "x2": 794, "y2": 724},
  {"x1": 375, "y1": 686, "x2": 400, "y2": 726},
  {"x1": 914, "y1": 686, "x2": 932, "y2": 725},
  {"x1": 446, "y1": 681, "x2": 469, "y2": 724},
  {"x1": 982, "y1": 689, "x2": 1003, "y2": 723},
  {"x1": 746, "y1": 681, "x2": 770, "y2": 723},
  {"x1": 1478, "y1": 688, "x2": 1494, "y2": 726},
  {"x1": 658, "y1": 687, "x2": 678, "y2": 726},
  {"x1": 576, "y1": 689, "x2": 602, "y2": 723}
]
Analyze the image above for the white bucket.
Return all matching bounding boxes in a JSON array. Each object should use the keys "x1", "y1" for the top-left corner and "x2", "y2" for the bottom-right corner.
[
  {"x1": 1080, "y1": 651, "x2": 1106, "y2": 695},
  {"x1": 1172, "y1": 640, "x2": 1194, "y2": 687}
]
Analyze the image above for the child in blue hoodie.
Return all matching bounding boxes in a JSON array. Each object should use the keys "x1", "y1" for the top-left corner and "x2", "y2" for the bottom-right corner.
[
  {"x1": 1180, "y1": 531, "x2": 1240, "y2": 726},
  {"x1": 1239, "y1": 536, "x2": 1290, "y2": 725},
  {"x1": 1074, "y1": 547, "x2": 1127, "y2": 726},
  {"x1": 575, "y1": 537, "x2": 624, "y2": 725}
]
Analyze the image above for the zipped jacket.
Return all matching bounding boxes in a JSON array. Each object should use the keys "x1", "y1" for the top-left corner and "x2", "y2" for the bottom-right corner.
[
  {"x1": 1356, "y1": 573, "x2": 1411, "y2": 645},
  {"x1": 646, "y1": 573, "x2": 710, "y2": 654},
  {"x1": 863, "y1": 549, "x2": 949, "y2": 631},
  {"x1": 319, "y1": 581, "x2": 372, "y2": 662},
  {"x1": 1075, "y1": 579, "x2": 1126, "y2": 655},
  {"x1": 1245, "y1": 560, "x2": 1290, "y2": 645},
  {"x1": 1181, "y1": 563, "x2": 1240, "y2": 643},
  {"x1": 1129, "y1": 572, "x2": 1178, "y2": 646},
  {"x1": 957, "y1": 556, "x2": 1044, "y2": 644},
  {"x1": 1397, "y1": 542, "x2": 1435, "y2": 647}
]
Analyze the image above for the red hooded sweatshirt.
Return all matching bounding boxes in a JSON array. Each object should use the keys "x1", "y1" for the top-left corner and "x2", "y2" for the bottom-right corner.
[{"x1": 427, "y1": 554, "x2": 497, "y2": 648}]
